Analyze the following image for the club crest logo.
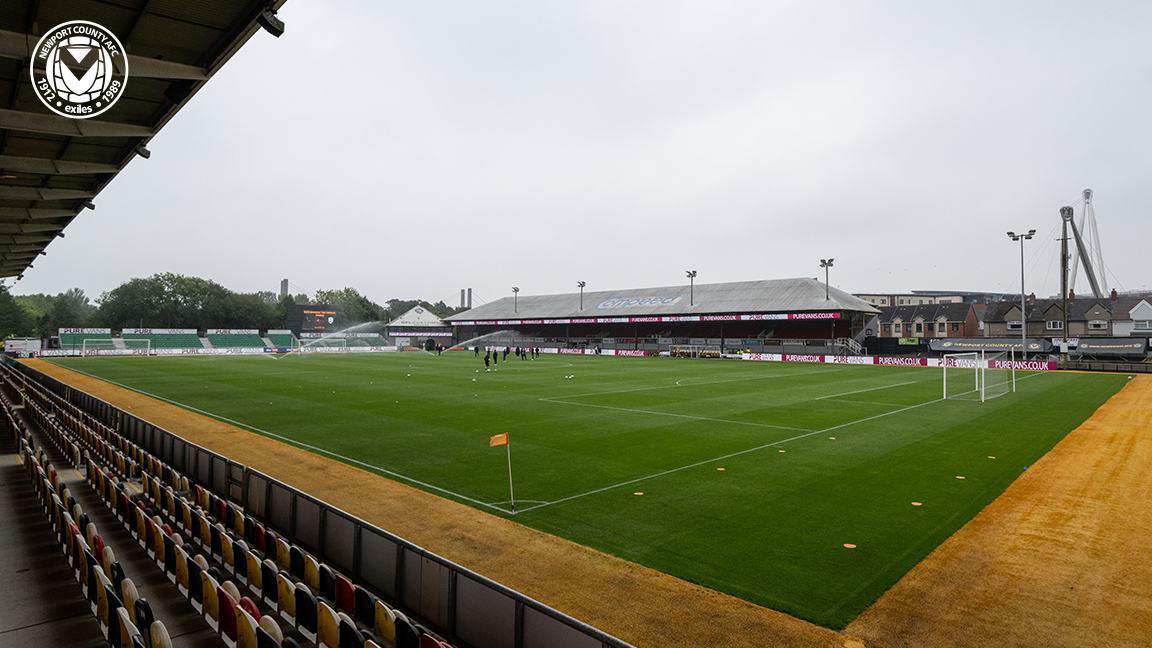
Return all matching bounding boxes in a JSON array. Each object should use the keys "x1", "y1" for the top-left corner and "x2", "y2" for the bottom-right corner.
[{"x1": 30, "y1": 21, "x2": 128, "y2": 119}]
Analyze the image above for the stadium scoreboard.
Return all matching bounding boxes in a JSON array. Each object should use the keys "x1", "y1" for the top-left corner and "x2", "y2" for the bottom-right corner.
[{"x1": 287, "y1": 305, "x2": 339, "y2": 334}]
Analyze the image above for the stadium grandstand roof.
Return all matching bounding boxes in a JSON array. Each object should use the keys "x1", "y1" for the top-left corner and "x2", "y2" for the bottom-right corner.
[
  {"x1": 445, "y1": 277, "x2": 879, "y2": 323},
  {"x1": 386, "y1": 305, "x2": 448, "y2": 328},
  {"x1": 0, "y1": 0, "x2": 288, "y2": 280}
]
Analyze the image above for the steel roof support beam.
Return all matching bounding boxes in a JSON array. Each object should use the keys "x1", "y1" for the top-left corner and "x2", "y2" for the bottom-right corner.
[
  {"x1": 0, "y1": 109, "x2": 154, "y2": 138},
  {"x1": 0, "y1": 29, "x2": 208, "y2": 79},
  {"x1": 0, "y1": 207, "x2": 78, "y2": 219},
  {"x1": 0, "y1": 155, "x2": 120, "y2": 175},
  {"x1": 0, "y1": 186, "x2": 95, "y2": 200},
  {"x1": 0, "y1": 222, "x2": 66, "y2": 234}
]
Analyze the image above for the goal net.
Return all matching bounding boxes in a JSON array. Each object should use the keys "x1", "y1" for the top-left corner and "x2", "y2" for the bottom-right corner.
[
  {"x1": 300, "y1": 338, "x2": 347, "y2": 353},
  {"x1": 943, "y1": 352, "x2": 981, "y2": 401},
  {"x1": 943, "y1": 351, "x2": 1014, "y2": 402},
  {"x1": 81, "y1": 338, "x2": 151, "y2": 356},
  {"x1": 671, "y1": 344, "x2": 721, "y2": 358},
  {"x1": 983, "y1": 351, "x2": 1013, "y2": 400}
]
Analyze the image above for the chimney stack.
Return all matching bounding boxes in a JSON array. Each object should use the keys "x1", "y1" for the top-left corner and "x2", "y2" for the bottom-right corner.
[
  {"x1": 460, "y1": 289, "x2": 465, "y2": 309},
  {"x1": 1028, "y1": 292, "x2": 1036, "y2": 305},
  {"x1": 1111, "y1": 288, "x2": 1118, "y2": 302},
  {"x1": 1068, "y1": 289, "x2": 1075, "y2": 302}
]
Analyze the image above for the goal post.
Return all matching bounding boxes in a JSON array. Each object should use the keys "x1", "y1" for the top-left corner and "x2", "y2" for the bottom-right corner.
[
  {"x1": 671, "y1": 344, "x2": 721, "y2": 358},
  {"x1": 299, "y1": 337, "x2": 348, "y2": 353},
  {"x1": 943, "y1": 352, "x2": 981, "y2": 401},
  {"x1": 81, "y1": 338, "x2": 151, "y2": 356},
  {"x1": 983, "y1": 350, "x2": 1014, "y2": 399},
  {"x1": 81, "y1": 338, "x2": 116, "y2": 355},
  {"x1": 943, "y1": 350, "x2": 1014, "y2": 402}
]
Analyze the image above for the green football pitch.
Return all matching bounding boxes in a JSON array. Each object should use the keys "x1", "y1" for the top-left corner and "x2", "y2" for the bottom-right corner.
[{"x1": 47, "y1": 352, "x2": 1126, "y2": 628}]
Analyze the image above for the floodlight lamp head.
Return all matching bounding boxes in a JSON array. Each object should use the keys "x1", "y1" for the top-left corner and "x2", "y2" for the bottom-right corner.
[
  {"x1": 577, "y1": 281, "x2": 585, "y2": 288},
  {"x1": 134, "y1": 143, "x2": 151, "y2": 159},
  {"x1": 1027, "y1": 229, "x2": 1036, "y2": 237},
  {"x1": 1006, "y1": 231, "x2": 1015, "y2": 238},
  {"x1": 686, "y1": 270, "x2": 697, "y2": 278},
  {"x1": 257, "y1": 9, "x2": 285, "y2": 37},
  {"x1": 512, "y1": 286, "x2": 519, "y2": 293}
]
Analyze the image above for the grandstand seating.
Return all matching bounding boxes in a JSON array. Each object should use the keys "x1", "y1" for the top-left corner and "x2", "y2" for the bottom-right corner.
[
  {"x1": 123, "y1": 332, "x2": 205, "y2": 349},
  {"x1": 207, "y1": 333, "x2": 267, "y2": 348},
  {"x1": 0, "y1": 361, "x2": 536, "y2": 648}
]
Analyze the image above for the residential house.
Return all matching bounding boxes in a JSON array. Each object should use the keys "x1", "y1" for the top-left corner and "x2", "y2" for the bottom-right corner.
[
  {"x1": 876, "y1": 303, "x2": 979, "y2": 339},
  {"x1": 1111, "y1": 295, "x2": 1152, "y2": 337},
  {"x1": 983, "y1": 293, "x2": 1114, "y2": 339}
]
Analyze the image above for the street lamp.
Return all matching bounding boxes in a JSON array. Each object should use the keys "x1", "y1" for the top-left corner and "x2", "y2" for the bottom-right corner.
[
  {"x1": 512, "y1": 286, "x2": 519, "y2": 313},
  {"x1": 577, "y1": 281, "x2": 586, "y2": 310},
  {"x1": 1006, "y1": 230, "x2": 1036, "y2": 358},
  {"x1": 820, "y1": 259, "x2": 834, "y2": 300},
  {"x1": 686, "y1": 270, "x2": 697, "y2": 306}
]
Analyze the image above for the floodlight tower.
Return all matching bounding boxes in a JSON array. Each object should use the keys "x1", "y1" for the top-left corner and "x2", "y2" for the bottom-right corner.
[
  {"x1": 686, "y1": 270, "x2": 697, "y2": 306},
  {"x1": 577, "y1": 281, "x2": 586, "y2": 310},
  {"x1": 1060, "y1": 207, "x2": 1073, "y2": 358},
  {"x1": 1006, "y1": 229, "x2": 1035, "y2": 358},
  {"x1": 820, "y1": 259, "x2": 834, "y2": 300},
  {"x1": 512, "y1": 286, "x2": 519, "y2": 313}
]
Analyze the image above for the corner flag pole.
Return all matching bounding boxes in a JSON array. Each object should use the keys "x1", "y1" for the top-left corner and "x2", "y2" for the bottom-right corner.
[
  {"x1": 490, "y1": 432, "x2": 515, "y2": 512},
  {"x1": 506, "y1": 443, "x2": 515, "y2": 512}
]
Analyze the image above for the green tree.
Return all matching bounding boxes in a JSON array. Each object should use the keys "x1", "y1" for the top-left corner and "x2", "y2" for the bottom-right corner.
[
  {"x1": 95, "y1": 273, "x2": 236, "y2": 329},
  {"x1": 17, "y1": 288, "x2": 97, "y2": 335},
  {"x1": 384, "y1": 298, "x2": 457, "y2": 321},
  {"x1": 225, "y1": 292, "x2": 280, "y2": 330},
  {"x1": 313, "y1": 288, "x2": 384, "y2": 325},
  {"x1": 0, "y1": 284, "x2": 34, "y2": 339}
]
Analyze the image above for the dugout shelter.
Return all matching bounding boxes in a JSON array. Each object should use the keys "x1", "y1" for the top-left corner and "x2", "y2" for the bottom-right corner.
[{"x1": 445, "y1": 277, "x2": 880, "y2": 354}]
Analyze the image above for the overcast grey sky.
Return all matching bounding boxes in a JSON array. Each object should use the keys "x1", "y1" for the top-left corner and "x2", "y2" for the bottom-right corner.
[{"x1": 12, "y1": 1, "x2": 1152, "y2": 307}]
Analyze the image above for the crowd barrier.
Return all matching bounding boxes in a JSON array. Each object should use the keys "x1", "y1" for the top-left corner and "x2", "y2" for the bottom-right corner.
[{"x1": 13, "y1": 359, "x2": 633, "y2": 648}]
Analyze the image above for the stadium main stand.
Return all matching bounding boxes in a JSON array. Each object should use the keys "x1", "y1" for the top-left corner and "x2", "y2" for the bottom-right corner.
[{"x1": 122, "y1": 328, "x2": 205, "y2": 349}]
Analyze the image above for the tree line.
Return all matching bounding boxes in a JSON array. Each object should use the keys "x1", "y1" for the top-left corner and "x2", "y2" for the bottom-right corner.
[{"x1": 0, "y1": 272, "x2": 465, "y2": 339}]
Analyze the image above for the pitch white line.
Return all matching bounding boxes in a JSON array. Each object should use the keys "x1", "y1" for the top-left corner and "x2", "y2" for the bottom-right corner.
[
  {"x1": 821, "y1": 399, "x2": 909, "y2": 407},
  {"x1": 539, "y1": 369, "x2": 846, "y2": 433},
  {"x1": 557, "y1": 368, "x2": 844, "y2": 400},
  {"x1": 814, "y1": 380, "x2": 921, "y2": 400},
  {"x1": 517, "y1": 395, "x2": 949, "y2": 514},
  {"x1": 540, "y1": 399, "x2": 816, "y2": 432},
  {"x1": 47, "y1": 363, "x2": 513, "y2": 514}
]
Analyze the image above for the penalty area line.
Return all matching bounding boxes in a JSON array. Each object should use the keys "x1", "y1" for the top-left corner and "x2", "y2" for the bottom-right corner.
[
  {"x1": 47, "y1": 364, "x2": 514, "y2": 515},
  {"x1": 518, "y1": 393, "x2": 951, "y2": 514}
]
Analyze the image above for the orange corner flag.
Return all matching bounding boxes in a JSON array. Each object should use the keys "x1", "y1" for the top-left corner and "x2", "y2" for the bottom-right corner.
[{"x1": 489, "y1": 433, "x2": 508, "y2": 447}]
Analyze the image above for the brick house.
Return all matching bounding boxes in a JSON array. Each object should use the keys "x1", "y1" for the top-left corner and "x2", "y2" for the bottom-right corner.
[{"x1": 876, "y1": 303, "x2": 979, "y2": 339}]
